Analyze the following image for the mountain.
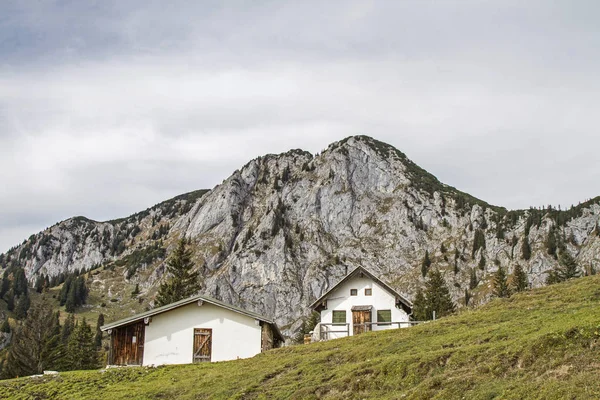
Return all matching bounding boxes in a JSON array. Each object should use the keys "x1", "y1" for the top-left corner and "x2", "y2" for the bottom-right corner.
[
  {"x1": 1, "y1": 135, "x2": 599, "y2": 335},
  {"x1": 2, "y1": 274, "x2": 600, "y2": 399}
]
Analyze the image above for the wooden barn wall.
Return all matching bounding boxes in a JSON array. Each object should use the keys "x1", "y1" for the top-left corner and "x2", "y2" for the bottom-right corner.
[
  {"x1": 261, "y1": 322, "x2": 274, "y2": 352},
  {"x1": 110, "y1": 321, "x2": 145, "y2": 365}
]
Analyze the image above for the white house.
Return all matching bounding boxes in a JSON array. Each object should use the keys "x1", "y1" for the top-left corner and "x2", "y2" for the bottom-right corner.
[
  {"x1": 101, "y1": 294, "x2": 283, "y2": 366},
  {"x1": 310, "y1": 266, "x2": 413, "y2": 340}
]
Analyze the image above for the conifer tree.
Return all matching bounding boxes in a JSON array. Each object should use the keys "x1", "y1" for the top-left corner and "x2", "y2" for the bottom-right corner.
[
  {"x1": 492, "y1": 266, "x2": 510, "y2": 298},
  {"x1": 421, "y1": 250, "x2": 431, "y2": 278},
  {"x1": 13, "y1": 268, "x2": 28, "y2": 297},
  {"x1": 412, "y1": 288, "x2": 427, "y2": 321},
  {"x1": 3, "y1": 297, "x2": 62, "y2": 378},
  {"x1": 34, "y1": 275, "x2": 45, "y2": 293},
  {"x1": 61, "y1": 314, "x2": 75, "y2": 345},
  {"x1": 0, "y1": 271, "x2": 10, "y2": 299},
  {"x1": 422, "y1": 269, "x2": 455, "y2": 320},
  {"x1": 478, "y1": 254, "x2": 486, "y2": 270},
  {"x1": 66, "y1": 318, "x2": 98, "y2": 371},
  {"x1": 472, "y1": 229, "x2": 486, "y2": 257},
  {"x1": 15, "y1": 294, "x2": 31, "y2": 320},
  {"x1": 95, "y1": 314, "x2": 105, "y2": 349},
  {"x1": 546, "y1": 249, "x2": 581, "y2": 284},
  {"x1": 469, "y1": 268, "x2": 478, "y2": 290},
  {"x1": 0, "y1": 319, "x2": 10, "y2": 333},
  {"x1": 156, "y1": 238, "x2": 200, "y2": 306},
  {"x1": 521, "y1": 235, "x2": 531, "y2": 260},
  {"x1": 511, "y1": 264, "x2": 528, "y2": 292},
  {"x1": 6, "y1": 289, "x2": 15, "y2": 312}
]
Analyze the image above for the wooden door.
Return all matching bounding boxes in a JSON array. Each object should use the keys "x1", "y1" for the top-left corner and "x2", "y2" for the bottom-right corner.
[
  {"x1": 352, "y1": 310, "x2": 372, "y2": 335},
  {"x1": 193, "y1": 328, "x2": 212, "y2": 363},
  {"x1": 111, "y1": 321, "x2": 145, "y2": 365}
]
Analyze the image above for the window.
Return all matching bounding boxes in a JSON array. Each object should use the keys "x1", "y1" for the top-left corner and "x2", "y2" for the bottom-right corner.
[
  {"x1": 365, "y1": 288, "x2": 372, "y2": 296},
  {"x1": 350, "y1": 289, "x2": 357, "y2": 296},
  {"x1": 377, "y1": 310, "x2": 392, "y2": 325},
  {"x1": 332, "y1": 310, "x2": 346, "y2": 325}
]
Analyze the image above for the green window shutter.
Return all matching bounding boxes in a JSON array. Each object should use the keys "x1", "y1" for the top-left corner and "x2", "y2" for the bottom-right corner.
[
  {"x1": 377, "y1": 310, "x2": 391, "y2": 324},
  {"x1": 332, "y1": 310, "x2": 346, "y2": 324}
]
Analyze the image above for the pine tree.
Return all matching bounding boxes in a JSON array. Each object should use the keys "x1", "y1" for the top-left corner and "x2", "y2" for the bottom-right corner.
[
  {"x1": 34, "y1": 275, "x2": 45, "y2": 293},
  {"x1": 65, "y1": 283, "x2": 77, "y2": 313},
  {"x1": 478, "y1": 254, "x2": 486, "y2": 271},
  {"x1": 0, "y1": 271, "x2": 10, "y2": 299},
  {"x1": 6, "y1": 290, "x2": 15, "y2": 312},
  {"x1": 95, "y1": 314, "x2": 105, "y2": 349},
  {"x1": 156, "y1": 238, "x2": 200, "y2": 306},
  {"x1": 464, "y1": 289, "x2": 471, "y2": 307},
  {"x1": 546, "y1": 249, "x2": 581, "y2": 284},
  {"x1": 422, "y1": 269, "x2": 456, "y2": 320},
  {"x1": 0, "y1": 319, "x2": 10, "y2": 333},
  {"x1": 545, "y1": 226, "x2": 558, "y2": 258},
  {"x1": 421, "y1": 250, "x2": 431, "y2": 278},
  {"x1": 521, "y1": 235, "x2": 531, "y2": 260},
  {"x1": 15, "y1": 294, "x2": 31, "y2": 320},
  {"x1": 412, "y1": 288, "x2": 427, "y2": 321},
  {"x1": 61, "y1": 314, "x2": 75, "y2": 345},
  {"x1": 492, "y1": 266, "x2": 510, "y2": 298},
  {"x1": 3, "y1": 297, "x2": 62, "y2": 378},
  {"x1": 469, "y1": 268, "x2": 478, "y2": 290},
  {"x1": 59, "y1": 276, "x2": 73, "y2": 306},
  {"x1": 472, "y1": 229, "x2": 486, "y2": 257},
  {"x1": 66, "y1": 318, "x2": 98, "y2": 371},
  {"x1": 13, "y1": 268, "x2": 28, "y2": 297},
  {"x1": 511, "y1": 264, "x2": 528, "y2": 292}
]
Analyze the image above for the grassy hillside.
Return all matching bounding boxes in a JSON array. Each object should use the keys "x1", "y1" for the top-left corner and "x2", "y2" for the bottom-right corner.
[{"x1": 2, "y1": 276, "x2": 600, "y2": 399}]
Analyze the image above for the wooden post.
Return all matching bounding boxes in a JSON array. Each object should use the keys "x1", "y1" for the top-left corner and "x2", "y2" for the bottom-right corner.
[{"x1": 304, "y1": 334, "x2": 311, "y2": 344}]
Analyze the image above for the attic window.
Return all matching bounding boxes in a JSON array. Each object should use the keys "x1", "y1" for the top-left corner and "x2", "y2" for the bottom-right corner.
[
  {"x1": 350, "y1": 289, "x2": 357, "y2": 296},
  {"x1": 365, "y1": 288, "x2": 372, "y2": 296},
  {"x1": 332, "y1": 310, "x2": 346, "y2": 325}
]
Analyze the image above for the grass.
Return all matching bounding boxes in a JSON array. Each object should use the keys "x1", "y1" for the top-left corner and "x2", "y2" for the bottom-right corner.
[{"x1": 2, "y1": 276, "x2": 600, "y2": 399}]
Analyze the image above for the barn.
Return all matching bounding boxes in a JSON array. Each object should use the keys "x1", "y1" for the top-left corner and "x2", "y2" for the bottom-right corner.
[{"x1": 101, "y1": 294, "x2": 284, "y2": 366}]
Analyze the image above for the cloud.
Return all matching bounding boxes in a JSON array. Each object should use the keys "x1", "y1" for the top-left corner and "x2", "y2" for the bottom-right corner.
[{"x1": 1, "y1": 1, "x2": 600, "y2": 252}]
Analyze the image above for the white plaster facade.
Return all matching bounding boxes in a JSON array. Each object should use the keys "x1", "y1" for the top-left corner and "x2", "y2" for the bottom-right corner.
[
  {"x1": 143, "y1": 301, "x2": 262, "y2": 365},
  {"x1": 312, "y1": 267, "x2": 412, "y2": 340}
]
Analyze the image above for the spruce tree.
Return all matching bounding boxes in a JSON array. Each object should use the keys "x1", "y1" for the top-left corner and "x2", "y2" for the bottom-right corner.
[
  {"x1": 421, "y1": 250, "x2": 431, "y2": 278},
  {"x1": 66, "y1": 318, "x2": 98, "y2": 371},
  {"x1": 61, "y1": 314, "x2": 75, "y2": 345},
  {"x1": 13, "y1": 268, "x2": 28, "y2": 297},
  {"x1": 156, "y1": 238, "x2": 200, "y2": 306},
  {"x1": 423, "y1": 269, "x2": 455, "y2": 320},
  {"x1": 95, "y1": 314, "x2": 105, "y2": 349},
  {"x1": 412, "y1": 288, "x2": 427, "y2": 321},
  {"x1": 65, "y1": 284, "x2": 77, "y2": 313},
  {"x1": 469, "y1": 268, "x2": 478, "y2": 290},
  {"x1": 492, "y1": 266, "x2": 510, "y2": 298},
  {"x1": 521, "y1": 235, "x2": 531, "y2": 260},
  {"x1": 511, "y1": 264, "x2": 528, "y2": 292},
  {"x1": 472, "y1": 229, "x2": 486, "y2": 257},
  {"x1": 3, "y1": 297, "x2": 62, "y2": 378},
  {"x1": 546, "y1": 249, "x2": 581, "y2": 284},
  {"x1": 0, "y1": 271, "x2": 10, "y2": 299},
  {"x1": 15, "y1": 294, "x2": 31, "y2": 320},
  {"x1": 1, "y1": 319, "x2": 10, "y2": 333}
]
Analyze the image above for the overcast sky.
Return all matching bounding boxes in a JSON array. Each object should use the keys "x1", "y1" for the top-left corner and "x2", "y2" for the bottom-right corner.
[{"x1": 1, "y1": 1, "x2": 599, "y2": 253}]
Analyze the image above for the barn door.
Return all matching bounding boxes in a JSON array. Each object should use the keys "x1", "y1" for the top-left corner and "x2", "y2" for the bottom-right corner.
[
  {"x1": 193, "y1": 328, "x2": 212, "y2": 363},
  {"x1": 110, "y1": 321, "x2": 145, "y2": 365},
  {"x1": 352, "y1": 310, "x2": 372, "y2": 335}
]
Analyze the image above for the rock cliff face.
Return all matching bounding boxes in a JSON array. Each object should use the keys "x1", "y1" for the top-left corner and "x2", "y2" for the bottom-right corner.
[{"x1": 2, "y1": 136, "x2": 599, "y2": 335}]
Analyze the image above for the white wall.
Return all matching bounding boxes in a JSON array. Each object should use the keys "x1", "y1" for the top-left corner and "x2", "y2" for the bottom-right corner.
[
  {"x1": 143, "y1": 301, "x2": 262, "y2": 365},
  {"x1": 319, "y1": 276, "x2": 409, "y2": 339}
]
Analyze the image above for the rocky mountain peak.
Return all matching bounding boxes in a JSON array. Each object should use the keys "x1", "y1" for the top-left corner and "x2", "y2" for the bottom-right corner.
[{"x1": 1, "y1": 137, "x2": 599, "y2": 337}]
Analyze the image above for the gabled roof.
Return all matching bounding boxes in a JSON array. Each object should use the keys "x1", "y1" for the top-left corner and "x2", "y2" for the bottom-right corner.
[
  {"x1": 101, "y1": 294, "x2": 284, "y2": 342},
  {"x1": 310, "y1": 266, "x2": 413, "y2": 312}
]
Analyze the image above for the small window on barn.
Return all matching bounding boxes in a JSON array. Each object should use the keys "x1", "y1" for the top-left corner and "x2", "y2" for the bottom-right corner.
[
  {"x1": 365, "y1": 288, "x2": 372, "y2": 296},
  {"x1": 332, "y1": 310, "x2": 346, "y2": 325},
  {"x1": 377, "y1": 310, "x2": 392, "y2": 325},
  {"x1": 350, "y1": 289, "x2": 357, "y2": 296}
]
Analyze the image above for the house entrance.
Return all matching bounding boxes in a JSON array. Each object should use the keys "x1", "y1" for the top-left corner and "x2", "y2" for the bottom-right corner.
[
  {"x1": 352, "y1": 306, "x2": 372, "y2": 335},
  {"x1": 193, "y1": 328, "x2": 212, "y2": 363}
]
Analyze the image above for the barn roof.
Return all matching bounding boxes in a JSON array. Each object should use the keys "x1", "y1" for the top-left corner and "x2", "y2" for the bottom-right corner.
[
  {"x1": 101, "y1": 294, "x2": 284, "y2": 342},
  {"x1": 309, "y1": 266, "x2": 413, "y2": 312}
]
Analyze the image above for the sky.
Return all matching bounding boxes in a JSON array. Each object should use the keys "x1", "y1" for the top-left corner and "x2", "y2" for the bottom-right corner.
[{"x1": 1, "y1": 1, "x2": 599, "y2": 253}]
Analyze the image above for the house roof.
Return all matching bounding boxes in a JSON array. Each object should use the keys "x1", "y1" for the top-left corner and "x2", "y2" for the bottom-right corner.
[
  {"x1": 309, "y1": 266, "x2": 413, "y2": 312},
  {"x1": 101, "y1": 294, "x2": 284, "y2": 342}
]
